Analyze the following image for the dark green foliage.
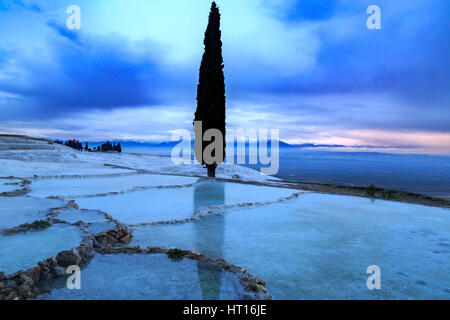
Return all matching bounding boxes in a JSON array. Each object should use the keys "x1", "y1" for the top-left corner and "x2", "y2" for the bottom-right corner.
[
  {"x1": 65, "y1": 139, "x2": 83, "y2": 151},
  {"x1": 167, "y1": 248, "x2": 186, "y2": 260},
  {"x1": 366, "y1": 183, "x2": 377, "y2": 197},
  {"x1": 98, "y1": 141, "x2": 122, "y2": 153},
  {"x1": 55, "y1": 139, "x2": 122, "y2": 153},
  {"x1": 31, "y1": 220, "x2": 51, "y2": 229},
  {"x1": 366, "y1": 184, "x2": 395, "y2": 199},
  {"x1": 55, "y1": 138, "x2": 122, "y2": 153},
  {"x1": 101, "y1": 141, "x2": 113, "y2": 152},
  {"x1": 194, "y1": 2, "x2": 226, "y2": 177}
]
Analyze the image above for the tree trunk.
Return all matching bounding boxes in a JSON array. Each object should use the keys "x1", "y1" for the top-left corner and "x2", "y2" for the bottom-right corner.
[{"x1": 207, "y1": 164, "x2": 217, "y2": 178}]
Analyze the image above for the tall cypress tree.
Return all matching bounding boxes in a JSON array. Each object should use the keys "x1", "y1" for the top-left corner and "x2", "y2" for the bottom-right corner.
[{"x1": 194, "y1": 1, "x2": 226, "y2": 178}]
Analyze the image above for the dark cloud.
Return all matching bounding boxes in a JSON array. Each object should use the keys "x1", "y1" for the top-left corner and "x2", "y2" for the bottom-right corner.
[
  {"x1": 0, "y1": 21, "x2": 171, "y2": 118},
  {"x1": 0, "y1": 0, "x2": 41, "y2": 13},
  {"x1": 46, "y1": 20, "x2": 83, "y2": 45},
  {"x1": 237, "y1": 0, "x2": 450, "y2": 132},
  {"x1": 0, "y1": 0, "x2": 448, "y2": 139},
  {"x1": 267, "y1": 2, "x2": 449, "y2": 94}
]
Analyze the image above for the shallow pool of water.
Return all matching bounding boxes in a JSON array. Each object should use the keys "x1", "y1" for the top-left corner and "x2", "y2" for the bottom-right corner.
[
  {"x1": 0, "y1": 197, "x2": 65, "y2": 231},
  {"x1": 74, "y1": 180, "x2": 296, "y2": 225},
  {"x1": 57, "y1": 209, "x2": 108, "y2": 224},
  {"x1": 128, "y1": 193, "x2": 450, "y2": 299},
  {"x1": 0, "y1": 178, "x2": 21, "y2": 193},
  {"x1": 38, "y1": 253, "x2": 247, "y2": 300},
  {"x1": 29, "y1": 174, "x2": 199, "y2": 198},
  {"x1": 0, "y1": 224, "x2": 83, "y2": 274}
]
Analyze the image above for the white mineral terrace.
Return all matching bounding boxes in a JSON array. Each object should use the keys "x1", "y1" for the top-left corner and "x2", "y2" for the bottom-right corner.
[{"x1": 0, "y1": 136, "x2": 449, "y2": 299}]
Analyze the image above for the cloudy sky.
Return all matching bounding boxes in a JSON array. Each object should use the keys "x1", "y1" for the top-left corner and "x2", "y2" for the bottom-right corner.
[{"x1": 0, "y1": 0, "x2": 449, "y2": 154}]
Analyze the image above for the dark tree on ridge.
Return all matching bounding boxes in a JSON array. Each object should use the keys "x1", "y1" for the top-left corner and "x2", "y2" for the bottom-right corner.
[{"x1": 194, "y1": 1, "x2": 226, "y2": 178}]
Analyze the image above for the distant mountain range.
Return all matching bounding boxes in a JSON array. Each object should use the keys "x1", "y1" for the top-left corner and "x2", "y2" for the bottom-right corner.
[
  {"x1": 87, "y1": 140, "x2": 348, "y2": 149},
  {"x1": 85, "y1": 140, "x2": 414, "y2": 151}
]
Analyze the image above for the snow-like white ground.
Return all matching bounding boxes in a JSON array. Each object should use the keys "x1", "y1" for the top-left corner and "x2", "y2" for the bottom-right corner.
[
  {"x1": 38, "y1": 253, "x2": 246, "y2": 300},
  {"x1": 1, "y1": 135, "x2": 449, "y2": 300},
  {"x1": 73, "y1": 181, "x2": 296, "y2": 225},
  {"x1": 0, "y1": 136, "x2": 276, "y2": 182},
  {"x1": 0, "y1": 224, "x2": 83, "y2": 274},
  {"x1": 29, "y1": 174, "x2": 199, "y2": 198},
  {"x1": 0, "y1": 135, "x2": 279, "y2": 281}
]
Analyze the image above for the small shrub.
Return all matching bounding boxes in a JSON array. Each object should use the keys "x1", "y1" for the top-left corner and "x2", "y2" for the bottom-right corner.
[
  {"x1": 167, "y1": 248, "x2": 186, "y2": 260},
  {"x1": 31, "y1": 220, "x2": 51, "y2": 230},
  {"x1": 366, "y1": 183, "x2": 377, "y2": 197}
]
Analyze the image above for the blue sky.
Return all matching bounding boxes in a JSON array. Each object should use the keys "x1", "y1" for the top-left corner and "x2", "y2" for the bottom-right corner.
[{"x1": 0, "y1": 0, "x2": 449, "y2": 154}]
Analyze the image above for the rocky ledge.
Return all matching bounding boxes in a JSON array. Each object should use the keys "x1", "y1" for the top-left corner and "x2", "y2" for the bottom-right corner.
[
  {"x1": 0, "y1": 177, "x2": 31, "y2": 197},
  {"x1": 0, "y1": 198, "x2": 270, "y2": 300},
  {"x1": 0, "y1": 232, "x2": 95, "y2": 300},
  {"x1": 94, "y1": 224, "x2": 131, "y2": 248}
]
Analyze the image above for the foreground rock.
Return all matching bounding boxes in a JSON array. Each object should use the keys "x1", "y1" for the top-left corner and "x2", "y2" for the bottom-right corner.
[
  {"x1": 0, "y1": 234, "x2": 94, "y2": 300},
  {"x1": 94, "y1": 224, "x2": 132, "y2": 248}
]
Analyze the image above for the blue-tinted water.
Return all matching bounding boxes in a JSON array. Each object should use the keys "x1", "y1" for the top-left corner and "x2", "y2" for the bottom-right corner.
[
  {"x1": 266, "y1": 149, "x2": 450, "y2": 198},
  {"x1": 38, "y1": 253, "x2": 247, "y2": 300},
  {"x1": 128, "y1": 193, "x2": 450, "y2": 300},
  {"x1": 127, "y1": 147, "x2": 450, "y2": 198}
]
